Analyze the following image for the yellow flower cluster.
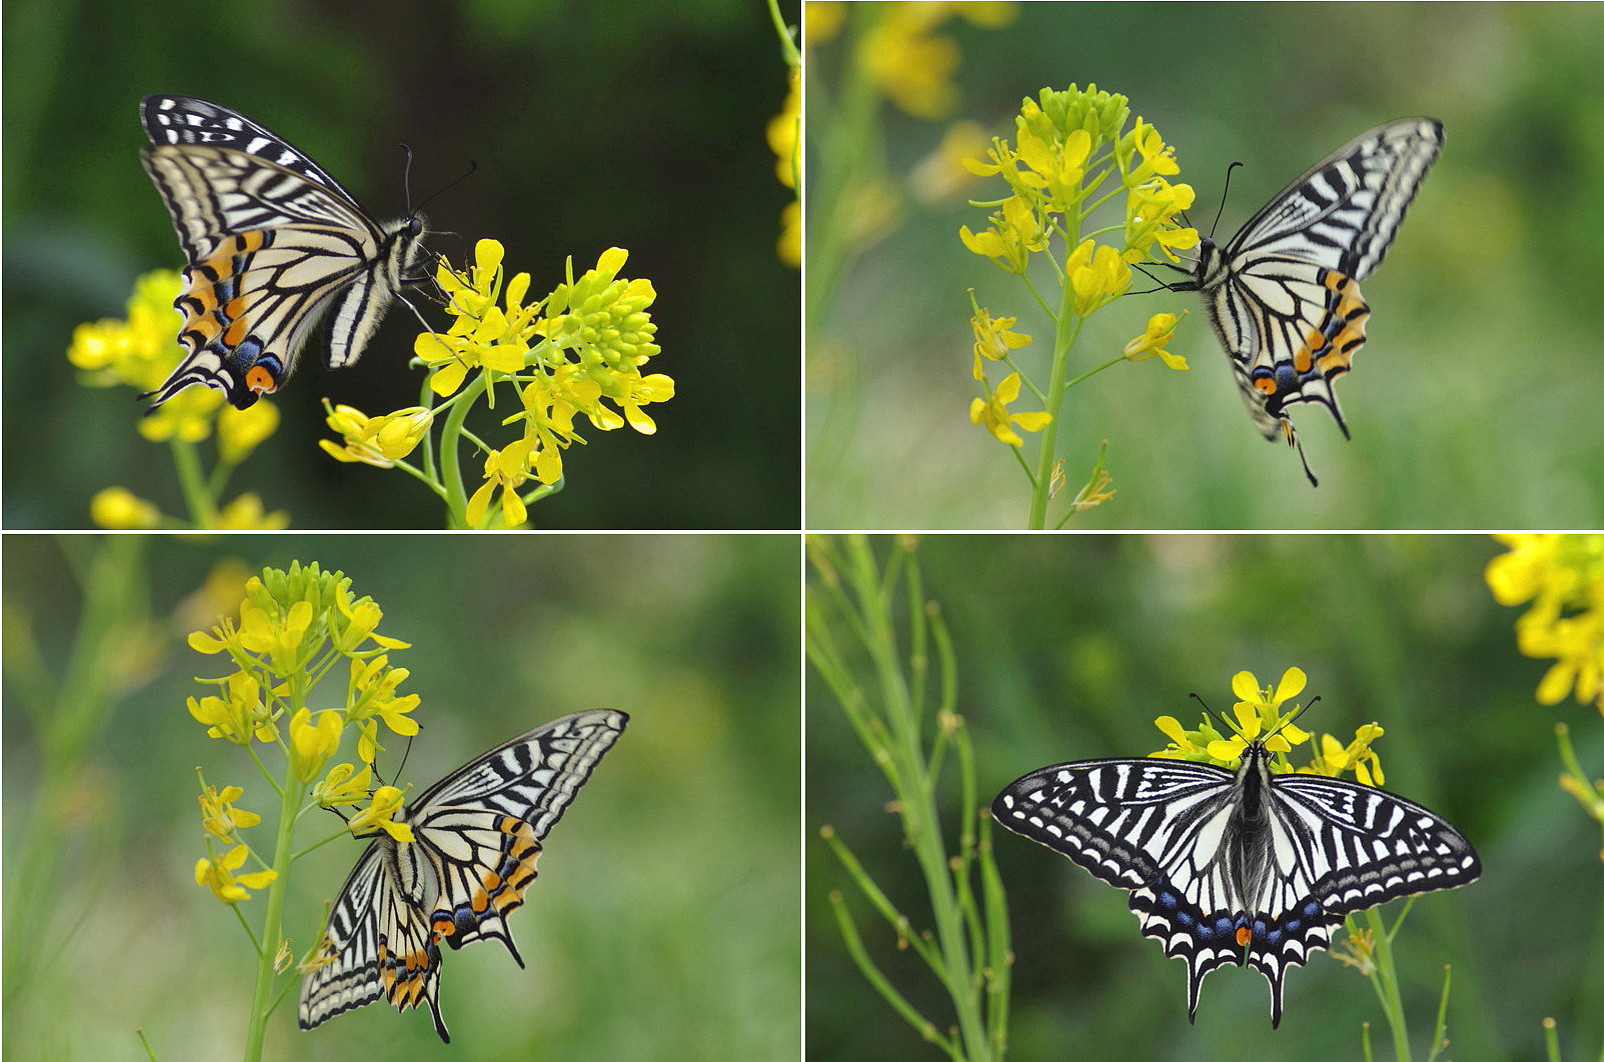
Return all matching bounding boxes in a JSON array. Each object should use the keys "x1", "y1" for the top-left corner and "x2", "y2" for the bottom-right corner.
[
  {"x1": 1486, "y1": 534, "x2": 1604, "y2": 710},
  {"x1": 960, "y1": 87, "x2": 1197, "y2": 277},
  {"x1": 1149, "y1": 668, "x2": 1386, "y2": 785},
  {"x1": 958, "y1": 86, "x2": 1194, "y2": 472},
  {"x1": 768, "y1": 65, "x2": 800, "y2": 266},
  {"x1": 322, "y1": 240, "x2": 671, "y2": 528},
  {"x1": 185, "y1": 563, "x2": 420, "y2": 903}
]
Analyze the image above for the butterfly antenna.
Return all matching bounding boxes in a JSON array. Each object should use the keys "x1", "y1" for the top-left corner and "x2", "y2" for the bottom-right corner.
[
  {"x1": 1187, "y1": 692, "x2": 1236, "y2": 736},
  {"x1": 1210, "y1": 160, "x2": 1243, "y2": 238},
  {"x1": 398, "y1": 143, "x2": 417, "y2": 213},
  {"x1": 414, "y1": 160, "x2": 478, "y2": 214},
  {"x1": 392, "y1": 732, "x2": 416, "y2": 783}
]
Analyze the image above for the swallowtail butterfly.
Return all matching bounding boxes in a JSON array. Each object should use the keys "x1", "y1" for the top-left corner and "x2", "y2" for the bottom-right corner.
[
  {"x1": 992, "y1": 731, "x2": 1478, "y2": 1026},
  {"x1": 1168, "y1": 119, "x2": 1443, "y2": 485},
  {"x1": 138, "y1": 95, "x2": 427, "y2": 410},
  {"x1": 299, "y1": 710, "x2": 626, "y2": 1042}
]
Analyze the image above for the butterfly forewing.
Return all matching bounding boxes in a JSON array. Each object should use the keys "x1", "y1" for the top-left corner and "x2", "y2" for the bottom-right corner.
[
  {"x1": 1177, "y1": 118, "x2": 1442, "y2": 477},
  {"x1": 138, "y1": 95, "x2": 425, "y2": 410},
  {"x1": 142, "y1": 95, "x2": 357, "y2": 199},
  {"x1": 993, "y1": 741, "x2": 1478, "y2": 1027},
  {"x1": 299, "y1": 710, "x2": 627, "y2": 1043}
]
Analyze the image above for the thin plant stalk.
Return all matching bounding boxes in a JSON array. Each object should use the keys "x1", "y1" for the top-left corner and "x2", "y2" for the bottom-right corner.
[{"x1": 807, "y1": 535, "x2": 1009, "y2": 1060}]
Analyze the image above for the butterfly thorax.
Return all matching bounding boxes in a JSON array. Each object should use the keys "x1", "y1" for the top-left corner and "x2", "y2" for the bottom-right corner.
[
  {"x1": 1189, "y1": 235, "x2": 1221, "y2": 290},
  {"x1": 1217, "y1": 744, "x2": 1281, "y2": 924}
]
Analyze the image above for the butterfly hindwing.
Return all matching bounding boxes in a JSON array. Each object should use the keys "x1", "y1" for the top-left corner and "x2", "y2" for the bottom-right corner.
[
  {"x1": 299, "y1": 710, "x2": 627, "y2": 1043},
  {"x1": 993, "y1": 742, "x2": 1479, "y2": 1027},
  {"x1": 138, "y1": 95, "x2": 425, "y2": 410},
  {"x1": 1174, "y1": 118, "x2": 1442, "y2": 478}
]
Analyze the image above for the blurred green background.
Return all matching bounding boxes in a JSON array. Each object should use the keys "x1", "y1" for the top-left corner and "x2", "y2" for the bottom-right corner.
[
  {"x1": 806, "y1": 3, "x2": 1604, "y2": 528},
  {"x1": 2, "y1": 533, "x2": 799, "y2": 1059},
  {"x1": 807, "y1": 535, "x2": 1602, "y2": 1060},
  {"x1": 3, "y1": 0, "x2": 800, "y2": 529}
]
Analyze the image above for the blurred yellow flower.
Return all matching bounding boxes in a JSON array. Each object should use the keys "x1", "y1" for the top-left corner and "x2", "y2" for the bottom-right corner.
[
  {"x1": 1487, "y1": 534, "x2": 1604, "y2": 710},
  {"x1": 90, "y1": 486, "x2": 162, "y2": 529}
]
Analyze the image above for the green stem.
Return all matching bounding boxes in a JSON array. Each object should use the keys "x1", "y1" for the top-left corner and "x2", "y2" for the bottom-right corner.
[
  {"x1": 1365, "y1": 907, "x2": 1412, "y2": 1062},
  {"x1": 843, "y1": 538, "x2": 990, "y2": 1059},
  {"x1": 1026, "y1": 305, "x2": 1083, "y2": 530},
  {"x1": 805, "y1": 6, "x2": 883, "y2": 490},
  {"x1": 169, "y1": 437, "x2": 216, "y2": 527},
  {"x1": 242, "y1": 755, "x2": 306, "y2": 1061},
  {"x1": 2, "y1": 536, "x2": 146, "y2": 1011},
  {"x1": 765, "y1": 0, "x2": 800, "y2": 68},
  {"x1": 437, "y1": 370, "x2": 493, "y2": 527},
  {"x1": 827, "y1": 891, "x2": 959, "y2": 1059}
]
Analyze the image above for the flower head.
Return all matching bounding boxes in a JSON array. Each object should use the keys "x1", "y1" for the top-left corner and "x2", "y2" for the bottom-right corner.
[
  {"x1": 195, "y1": 844, "x2": 276, "y2": 904},
  {"x1": 66, "y1": 270, "x2": 288, "y2": 454},
  {"x1": 289, "y1": 708, "x2": 344, "y2": 783},
  {"x1": 969, "y1": 372, "x2": 1051, "y2": 447},
  {"x1": 198, "y1": 783, "x2": 261, "y2": 842},
  {"x1": 312, "y1": 763, "x2": 373, "y2": 809},
  {"x1": 768, "y1": 65, "x2": 799, "y2": 192},
  {"x1": 1149, "y1": 668, "x2": 1311, "y2": 770},
  {"x1": 969, "y1": 303, "x2": 1031, "y2": 380},
  {"x1": 187, "y1": 670, "x2": 276, "y2": 745},
  {"x1": 1487, "y1": 534, "x2": 1604, "y2": 710},
  {"x1": 213, "y1": 493, "x2": 290, "y2": 530},
  {"x1": 856, "y1": 8, "x2": 961, "y2": 119},
  {"x1": 1066, "y1": 239, "x2": 1131, "y2": 318},
  {"x1": 217, "y1": 402, "x2": 280, "y2": 464},
  {"x1": 319, "y1": 404, "x2": 433, "y2": 467},
  {"x1": 1124, "y1": 313, "x2": 1188, "y2": 371},
  {"x1": 1301, "y1": 724, "x2": 1387, "y2": 786},
  {"x1": 348, "y1": 786, "x2": 415, "y2": 843},
  {"x1": 959, "y1": 195, "x2": 1045, "y2": 275},
  {"x1": 348, "y1": 654, "x2": 421, "y2": 763},
  {"x1": 91, "y1": 487, "x2": 162, "y2": 529}
]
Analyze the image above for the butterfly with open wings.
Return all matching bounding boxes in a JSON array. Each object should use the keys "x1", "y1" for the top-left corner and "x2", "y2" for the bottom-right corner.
[{"x1": 993, "y1": 710, "x2": 1478, "y2": 1026}]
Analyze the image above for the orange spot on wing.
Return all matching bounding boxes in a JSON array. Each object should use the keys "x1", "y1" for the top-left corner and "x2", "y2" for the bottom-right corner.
[
  {"x1": 245, "y1": 364, "x2": 278, "y2": 394},
  {"x1": 1235, "y1": 926, "x2": 1252, "y2": 947}
]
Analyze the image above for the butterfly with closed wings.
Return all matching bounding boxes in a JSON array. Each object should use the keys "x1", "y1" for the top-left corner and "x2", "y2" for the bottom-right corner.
[
  {"x1": 138, "y1": 95, "x2": 427, "y2": 411},
  {"x1": 1166, "y1": 119, "x2": 1443, "y2": 485},
  {"x1": 299, "y1": 710, "x2": 626, "y2": 1042},
  {"x1": 992, "y1": 707, "x2": 1479, "y2": 1026}
]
